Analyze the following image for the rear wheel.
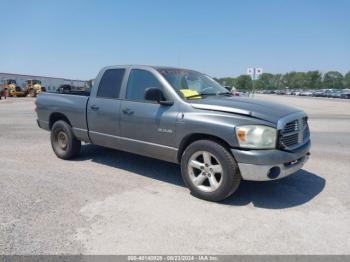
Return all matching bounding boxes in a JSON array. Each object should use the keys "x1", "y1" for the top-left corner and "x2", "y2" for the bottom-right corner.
[
  {"x1": 51, "y1": 120, "x2": 81, "y2": 159},
  {"x1": 181, "y1": 140, "x2": 241, "y2": 202}
]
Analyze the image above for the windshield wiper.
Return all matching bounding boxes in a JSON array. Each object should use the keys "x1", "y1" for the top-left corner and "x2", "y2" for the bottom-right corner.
[
  {"x1": 185, "y1": 93, "x2": 218, "y2": 99},
  {"x1": 186, "y1": 91, "x2": 232, "y2": 99}
]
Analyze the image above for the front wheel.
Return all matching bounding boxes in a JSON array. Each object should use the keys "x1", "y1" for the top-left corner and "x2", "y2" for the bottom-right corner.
[
  {"x1": 181, "y1": 140, "x2": 241, "y2": 202},
  {"x1": 51, "y1": 120, "x2": 81, "y2": 160},
  {"x1": 29, "y1": 89, "x2": 37, "y2": 97}
]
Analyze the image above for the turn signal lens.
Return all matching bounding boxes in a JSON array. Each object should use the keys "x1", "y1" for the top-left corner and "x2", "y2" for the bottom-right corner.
[{"x1": 237, "y1": 129, "x2": 246, "y2": 141}]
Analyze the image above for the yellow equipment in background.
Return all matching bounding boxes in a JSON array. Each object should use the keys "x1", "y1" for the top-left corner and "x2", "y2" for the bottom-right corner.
[
  {"x1": 25, "y1": 79, "x2": 46, "y2": 97},
  {"x1": 0, "y1": 79, "x2": 26, "y2": 97}
]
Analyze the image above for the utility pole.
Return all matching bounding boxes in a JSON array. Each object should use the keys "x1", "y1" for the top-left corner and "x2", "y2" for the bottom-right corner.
[{"x1": 247, "y1": 67, "x2": 263, "y2": 97}]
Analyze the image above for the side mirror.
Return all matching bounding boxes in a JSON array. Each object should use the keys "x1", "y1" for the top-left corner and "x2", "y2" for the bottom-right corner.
[{"x1": 144, "y1": 87, "x2": 173, "y2": 105}]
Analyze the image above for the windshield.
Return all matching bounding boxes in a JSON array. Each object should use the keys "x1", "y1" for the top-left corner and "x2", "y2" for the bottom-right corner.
[
  {"x1": 7, "y1": 80, "x2": 16, "y2": 84},
  {"x1": 157, "y1": 69, "x2": 229, "y2": 99},
  {"x1": 33, "y1": 80, "x2": 41, "y2": 85}
]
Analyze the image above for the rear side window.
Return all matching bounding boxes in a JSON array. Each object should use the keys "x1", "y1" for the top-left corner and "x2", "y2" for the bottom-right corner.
[
  {"x1": 126, "y1": 69, "x2": 162, "y2": 101},
  {"x1": 97, "y1": 69, "x2": 125, "y2": 99}
]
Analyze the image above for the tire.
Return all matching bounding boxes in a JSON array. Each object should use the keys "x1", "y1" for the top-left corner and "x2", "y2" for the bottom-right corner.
[
  {"x1": 51, "y1": 120, "x2": 81, "y2": 160},
  {"x1": 29, "y1": 89, "x2": 36, "y2": 97},
  {"x1": 181, "y1": 140, "x2": 241, "y2": 202}
]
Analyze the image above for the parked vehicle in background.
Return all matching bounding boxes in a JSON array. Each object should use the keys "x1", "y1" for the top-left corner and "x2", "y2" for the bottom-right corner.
[
  {"x1": 230, "y1": 87, "x2": 239, "y2": 96},
  {"x1": 340, "y1": 90, "x2": 350, "y2": 99},
  {"x1": 312, "y1": 90, "x2": 324, "y2": 97},
  {"x1": 57, "y1": 84, "x2": 73, "y2": 93},
  {"x1": 258, "y1": 88, "x2": 350, "y2": 99},
  {"x1": 238, "y1": 91, "x2": 249, "y2": 97},
  {"x1": 299, "y1": 90, "x2": 313, "y2": 96},
  {"x1": 0, "y1": 79, "x2": 26, "y2": 97},
  {"x1": 329, "y1": 90, "x2": 342, "y2": 98},
  {"x1": 262, "y1": 90, "x2": 275, "y2": 94},
  {"x1": 36, "y1": 65, "x2": 311, "y2": 202},
  {"x1": 275, "y1": 90, "x2": 286, "y2": 95},
  {"x1": 231, "y1": 91, "x2": 250, "y2": 97},
  {"x1": 25, "y1": 79, "x2": 46, "y2": 97},
  {"x1": 319, "y1": 89, "x2": 336, "y2": 98}
]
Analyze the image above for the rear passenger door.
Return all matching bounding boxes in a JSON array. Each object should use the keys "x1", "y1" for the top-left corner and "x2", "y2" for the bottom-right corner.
[{"x1": 87, "y1": 68, "x2": 126, "y2": 148}]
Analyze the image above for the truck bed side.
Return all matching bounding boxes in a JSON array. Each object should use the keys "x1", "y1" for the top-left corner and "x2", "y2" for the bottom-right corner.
[{"x1": 36, "y1": 92, "x2": 90, "y2": 142}]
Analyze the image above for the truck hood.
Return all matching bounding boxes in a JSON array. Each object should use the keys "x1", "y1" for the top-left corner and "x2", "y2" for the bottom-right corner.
[{"x1": 189, "y1": 96, "x2": 301, "y2": 123}]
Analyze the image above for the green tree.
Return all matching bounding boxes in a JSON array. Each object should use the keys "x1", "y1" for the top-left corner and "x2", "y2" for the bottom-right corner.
[
  {"x1": 282, "y1": 72, "x2": 307, "y2": 89},
  {"x1": 305, "y1": 71, "x2": 322, "y2": 89},
  {"x1": 235, "y1": 75, "x2": 252, "y2": 91},
  {"x1": 323, "y1": 71, "x2": 343, "y2": 89},
  {"x1": 295, "y1": 72, "x2": 307, "y2": 89},
  {"x1": 272, "y1": 74, "x2": 283, "y2": 89},
  {"x1": 343, "y1": 71, "x2": 350, "y2": 89},
  {"x1": 255, "y1": 73, "x2": 274, "y2": 90},
  {"x1": 216, "y1": 70, "x2": 350, "y2": 91},
  {"x1": 216, "y1": 77, "x2": 235, "y2": 88},
  {"x1": 282, "y1": 72, "x2": 295, "y2": 89}
]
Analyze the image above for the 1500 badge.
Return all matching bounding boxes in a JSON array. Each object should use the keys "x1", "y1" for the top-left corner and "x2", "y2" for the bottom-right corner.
[{"x1": 157, "y1": 128, "x2": 173, "y2": 133}]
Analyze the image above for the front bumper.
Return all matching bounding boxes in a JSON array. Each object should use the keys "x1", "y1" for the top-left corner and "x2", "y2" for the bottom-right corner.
[{"x1": 231, "y1": 141, "x2": 311, "y2": 181}]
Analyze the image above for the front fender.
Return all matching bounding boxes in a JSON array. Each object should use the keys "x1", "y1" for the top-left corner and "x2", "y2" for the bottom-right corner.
[{"x1": 175, "y1": 109, "x2": 276, "y2": 149}]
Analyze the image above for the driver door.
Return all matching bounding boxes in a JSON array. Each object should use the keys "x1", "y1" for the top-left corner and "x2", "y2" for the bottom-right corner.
[{"x1": 119, "y1": 69, "x2": 177, "y2": 161}]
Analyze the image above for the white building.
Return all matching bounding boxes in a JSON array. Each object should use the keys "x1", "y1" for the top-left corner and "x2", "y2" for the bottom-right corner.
[{"x1": 0, "y1": 72, "x2": 86, "y2": 92}]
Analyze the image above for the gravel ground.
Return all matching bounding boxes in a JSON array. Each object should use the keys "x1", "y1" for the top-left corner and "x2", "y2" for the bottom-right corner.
[{"x1": 0, "y1": 95, "x2": 349, "y2": 255}]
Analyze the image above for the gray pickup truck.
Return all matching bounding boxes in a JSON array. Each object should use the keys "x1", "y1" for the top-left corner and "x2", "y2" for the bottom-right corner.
[{"x1": 36, "y1": 65, "x2": 311, "y2": 201}]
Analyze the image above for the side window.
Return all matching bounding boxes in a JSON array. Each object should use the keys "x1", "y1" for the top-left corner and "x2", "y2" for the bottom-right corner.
[
  {"x1": 126, "y1": 69, "x2": 163, "y2": 101},
  {"x1": 97, "y1": 69, "x2": 125, "y2": 99}
]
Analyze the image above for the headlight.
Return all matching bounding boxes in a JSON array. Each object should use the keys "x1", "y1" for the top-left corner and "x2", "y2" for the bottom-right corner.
[{"x1": 235, "y1": 125, "x2": 277, "y2": 149}]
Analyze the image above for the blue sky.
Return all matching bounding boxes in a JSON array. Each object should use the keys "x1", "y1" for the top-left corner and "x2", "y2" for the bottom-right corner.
[{"x1": 0, "y1": 0, "x2": 349, "y2": 80}]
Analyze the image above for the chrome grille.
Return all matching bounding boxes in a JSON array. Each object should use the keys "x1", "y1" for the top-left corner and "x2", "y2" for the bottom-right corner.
[
  {"x1": 283, "y1": 120, "x2": 298, "y2": 134},
  {"x1": 280, "y1": 116, "x2": 309, "y2": 150},
  {"x1": 302, "y1": 117, "x2": 307, "y2": 127},
  {"x1": 281, "y1": 133, "x2": 299, "y2": 147}
]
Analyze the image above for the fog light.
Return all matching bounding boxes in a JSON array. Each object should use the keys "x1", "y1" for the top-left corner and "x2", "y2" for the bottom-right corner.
[{"x1": 267, "y1": 166, "x2": 281, "y2": 179}]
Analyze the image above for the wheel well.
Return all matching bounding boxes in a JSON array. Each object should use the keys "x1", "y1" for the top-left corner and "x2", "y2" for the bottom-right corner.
[
  {"x1": 49, "y1": 113, "x2": 71, "y2": 129},
  {"x1": 177, "y1": 133, "x2": 232, "y2": 162}
]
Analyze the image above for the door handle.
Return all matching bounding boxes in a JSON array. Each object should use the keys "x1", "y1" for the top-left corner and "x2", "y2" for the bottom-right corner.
[
  {"x1": 90, "y1": 105, "x2": 99, "y2": 111},
  {"x1": 122, "y1": 108, "x2": 134, "y2": 115}
]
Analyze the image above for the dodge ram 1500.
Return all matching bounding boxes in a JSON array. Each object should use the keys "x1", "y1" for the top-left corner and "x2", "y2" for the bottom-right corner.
[{"x1": 36, "y1": 65, "x2": 311, "y2": 201}]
